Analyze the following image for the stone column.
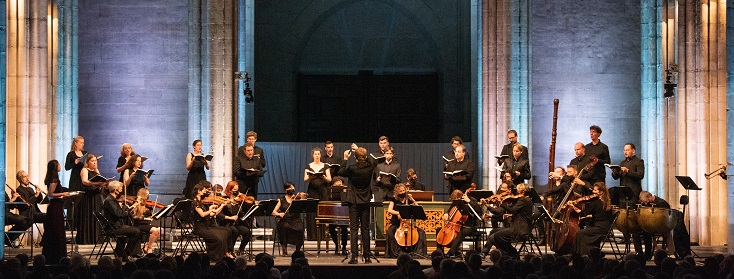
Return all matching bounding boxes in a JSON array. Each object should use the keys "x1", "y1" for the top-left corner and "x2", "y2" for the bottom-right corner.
[
  {"x1": 0, "y1": 0, "x2": 8, "y2": 259},
  {"x1": 55, "y1": 0, "x2": 77, "y2": 187},
  {"x1": 726, "y1": 0, "x2": 734, "y2": 255},
  {"x1": 236, "y1": 0, "x2": 254, "y2": 147}
]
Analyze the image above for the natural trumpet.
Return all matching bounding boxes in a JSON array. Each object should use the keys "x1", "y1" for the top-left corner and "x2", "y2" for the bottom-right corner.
[{"x1": 705, "y1": 165, "x2": 727, "y2": 180}]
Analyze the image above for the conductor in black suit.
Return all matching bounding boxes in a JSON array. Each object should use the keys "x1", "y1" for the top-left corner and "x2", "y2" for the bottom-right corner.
[
  {"x1": 611, "y1": 143, "x2": 645, "y2": 204},
  {"x1": 338, "y1": 147, "x2": 375, "y2": 264},
  {"x1": 503, "y1": 144, "x2": 531, "y2": 186}
]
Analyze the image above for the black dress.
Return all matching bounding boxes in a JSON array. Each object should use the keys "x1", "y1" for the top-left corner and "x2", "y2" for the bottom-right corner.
[
  {"x1": 41, "y1": 178, "x2": 66, "y2": 264},
  {"x1": 65, "y1": 151, "x2": 87, "y2": 191},
  {"x1": 305, "y1": 164, "x2": 328, "y2": 241},
  {"x1": 125, "y1": 168, "x2": 147, "y2": 196},
  {"x1": 192, "y1": 199, "x2": 232, "y2": 261},
  {"x1": 184, "y1": 153, "x2": 207, "y2": 199},
  {"x1": 276, "y1": 196, "x2": 304, "y2": 250},
  {"x1": 117, "y1": 156, "x2": 127, "y2": 183},
  {"x1": 385, "y1": 197, "x2": 427, "y2": 257},
  {"x1": 75, "y1": 169, "x2": 102, "y2": 244}
]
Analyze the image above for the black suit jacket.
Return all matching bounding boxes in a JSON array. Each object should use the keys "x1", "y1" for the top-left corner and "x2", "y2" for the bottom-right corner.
[
  {"x1": 504, "y1": 157, "x2": 531, "y2": 185},
  {"x1": 15, "y1": 185, "x2": 42, "y2": 215},
  {"x1": 612, "y1": 155, "x2": 645, "y2": 199},
  {"x1": 102, "y1": 195, "x2": 131, "y2": 228},
  {"x1": 338, "y1": 160, "x2": 375, "y2": 205}
]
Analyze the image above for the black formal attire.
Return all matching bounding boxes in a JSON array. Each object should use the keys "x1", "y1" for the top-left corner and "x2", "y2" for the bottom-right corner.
[
  {"x1": 233, "y1": 154, "x2": 264, "y2": 199},
  {"x1": 305, "y1": 164, "x2": 329, "y2": 241},
  {"x1": 102, "y1": 195, "x2": 142, "y2": 258},
  {"x1": 585, "y1": 141, "x2": 610, "y2": 184},
  {"x1": 184, "y1": 153, "x2": 208, "y2": 199},
  {"x1": 124, "y1": 169, "x2": 148, "y2": 197},
  {"x1": 41, "y1": 178, "x2": 66, "y2": 264},
  {"x1": 545, "y1": 176, "x2": 591, "y2": 209},
  {"x1": 16, "y1": 184, "x2": 46, "y2": 223},
  {"x1": 338, "y1": 159, "x2": 375, "y2": 258},
  {"x1": 371, "y1": 160, "x2": 401, "y2": 203},
  {"x1": 222, "y1": 202, "x2": 252, "y2": 252},
  {"x1": 385, "y1": 197, "x2": 427, "y2": 258},
  {"x1": 481, "y1": 196, "x2": 533, "y2": 258},
  {"x1": 444, "y1": 150, "x2": 470, "y2": 169},
  {"x1": 499, "y1": 143, "x2": 528, "y2": 163},
  {"x1": 132, "y1": 206, "x2": 155, "y2": 237},
  {"x1": 117, "y1": 156, "x2": 127, "y2": 183},
  {"x1": 570, "y1": 154, "x2": 595, "y2": 183},
  {"x1": 445, "y1": 158, "x2": 476, "y2": 192},
  {"x1": 503, "y1": 156, "x2": 531, "y2": 186},
  {"x1": 611, "y1": 155, "x2": 645, "y2": 204},
  {"x1": 4, "y1": 193, "x2": 31, "y2": 244},
  {"x1": 322, "y1": 153, "x2": 345, "y2": 179},
  {"x1": 485, "y1": 198, "x2": 510, "y2": 229},
  {"x1": 633, "y1": 197, "x2": 670, "y2": 259},
  {"x1": 75, "y1": 169, "x2": 102, "y2": 244},
  {"x1": 275, "y1": 196, "x2": 304, "y2": 251},
  {"x1": 65, "y1": 151, "x2": 87, "y2": 191},
  {"x1": 438, "y1": 197, "x2": 482, "y2": 257},
  {"x1": 406, "y1": 180, "x2": 426, "y2": 191},
  {"x1": 573, "y1": 199, "x2": 613, "y2": 255},
  {"x1": 323, "y1": 154, "x2": 348, "y2": 252},
  {"x1": 192, "y1": 199, "x2": 232, "y2": 261}
]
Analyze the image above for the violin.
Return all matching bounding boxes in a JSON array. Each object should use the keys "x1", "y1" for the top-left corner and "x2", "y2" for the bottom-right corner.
[
  {"x1": 232, "y1": 193, "x2": 256, "y2": 204},
  {"x1": 202, "y1": 195, "x2": 231, "y2": 205},
  {"x1": 479, "y1": 191, "x2": 510, "y2": 205},
  {"x1": 567, "y1": 193, "x2": 600, "y2": 206}
]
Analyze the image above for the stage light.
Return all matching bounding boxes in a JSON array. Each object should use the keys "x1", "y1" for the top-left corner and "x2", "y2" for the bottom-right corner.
[{"x1": 663, "y1": 71, "x2": 676, "y2": 98}]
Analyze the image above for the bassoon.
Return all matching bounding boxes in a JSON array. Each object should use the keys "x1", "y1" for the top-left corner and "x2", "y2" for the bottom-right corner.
[{"x1": 546, "y1": 99, "x2": 559, "y2": 245}]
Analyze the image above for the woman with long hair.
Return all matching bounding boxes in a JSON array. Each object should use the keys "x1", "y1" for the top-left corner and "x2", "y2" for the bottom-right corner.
[
  {"x1": 116, "y1": 143, "x2": 136, "y2": 182},
  {"x1": 123, "y1": 154, "x2": 150, "y2": 196},
  {"x1": 64, "y1": 136, "x2": 87, "y2": 191},
  {"x1": 221, "y1": 181, "x2": 252, "y2": 255},
  {"x1": 184, "y1": 139, "x2": 209, "y2": 199},
  {"x1": 77, "y1": 153, "x2": 106, "y2": 244},
  {"x1": 569, "y1": 182, "x2": 613, "y2": 255},
  {"x1": 42, "y1": 160, "x2": 73, "y2": 264},
  {"x1": 191, "y1": 182, "x2": 234, "y2": 261},
  {"x1": 271, "y1": 182, "x2": 305, "y2": 256},
  {"x1": 132, "y1": 188, "x2": 162, "y2": 254}
]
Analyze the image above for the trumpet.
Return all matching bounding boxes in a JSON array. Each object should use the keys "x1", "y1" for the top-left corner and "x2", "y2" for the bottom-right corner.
[{"x1": 705, "y1": 165, "x2": 728, "y2": 180}]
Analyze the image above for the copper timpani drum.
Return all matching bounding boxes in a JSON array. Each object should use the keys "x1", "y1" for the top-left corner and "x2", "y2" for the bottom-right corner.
[
  {"x1": 637, "y1": 207, "x2": 679, "y2": 235},
  {"x1": 613, "y1": 207, "x2": 640, "y2": 235}
]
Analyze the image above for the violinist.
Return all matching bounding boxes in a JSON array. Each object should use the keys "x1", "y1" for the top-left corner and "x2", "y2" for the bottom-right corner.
[
  {"x1": 131, "y1": 188, "x2": 162, "y2": 254},
  {"x1": 192, "y1": 182, "x2": 234, "y2": 261},
  {"x1": 15, "y1": 170, "x2": 46, "y2": 223},
  {"x1": 483, "y1": 182, "x2": 513, "y2": 229},
  {"x1": 568, "y1": 182, "x2": 613, "y2": 255},
  {"x1": 385, "y1": 183, "x2": 427, "y2": 258},
  {"x1": 633, "y1": 191, "x2": 669, "y2": 260},
  {"x1": 438, "y1": 189, "x2": 481, "y2": 258},
  {"x1": 102, "y1": 181, "x2": 143, "y2": 261},
  {"x1": 272, "y1": 182, "x2": 305, "y2": 256},
  {"x1": 480, "y1": 183, "x2": 533, "y2": 259},
  {"x1": 221, "y1": 181, "x2": 253, "y2": 255}
]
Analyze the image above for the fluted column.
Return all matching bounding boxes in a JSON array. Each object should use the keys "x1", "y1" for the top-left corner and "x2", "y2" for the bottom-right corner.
[
  {"x1": 55, "y1": 0, "x2": 77, "y2": 187},
  {"x1": 726, "y1": 0, "x2": 734, "y2": 255},
  {"x1": 236, "y1": 0, "x2": 254, "y2": 147},
  {"x1": 0, "y1": 0, "x2": 8, "y2": 259}
]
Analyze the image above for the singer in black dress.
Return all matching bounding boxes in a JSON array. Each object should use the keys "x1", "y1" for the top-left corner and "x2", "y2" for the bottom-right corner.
[
  {"x1": 116, "y1": 143, "x2": 135, "y2": 183},
  {"x1": 304, "y1": 147, "x2": 331, "y2": 241},
  {"x1": 272, "y1": 182, "x2": 304, "y2": 256},
  {"x1": 123, "y1": 154, "x2": 150, "y2": 196},
  {"x1": 76, "y1": 153, "x2": 105, "y2": 244},
  {"x1": 64, "y1": 136, "x2": 86, "y2": 191},
  {"x1": 185, "y1": 140, "x2": 209, "y2": 199},
  {"x1": 42, "y1": 160, "x2": 72, "y2": 264}
]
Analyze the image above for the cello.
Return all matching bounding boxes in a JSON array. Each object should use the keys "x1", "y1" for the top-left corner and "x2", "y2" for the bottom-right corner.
[
  {"x1": 394, "y1": 193, "x2": 420, "y2": 247},
  {"x1": 436, "y1": 183, "x2": 475, "y2": 246},
  {"x1": 550, "y1": 157, "x2": 597, "y2": 254}
]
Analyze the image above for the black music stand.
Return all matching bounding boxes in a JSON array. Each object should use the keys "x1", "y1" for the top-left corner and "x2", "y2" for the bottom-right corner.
[
  {"x1": 395, "y1": 205, "x2": 428, "y2": 259},
  {"x1": 287, "y1": 199, "x2": 320, "y2": 256},
  {"x1": 468, "y1": 190, "x2": 493, "y2": 202},
  {"x1": 675, "y1": 175, "x2": 701, "y2": 258},
  {"x1": 63, "y1": 191, "x2": 84, "y2": 254},
  {"x1": 527, "y1": 188, "x2": 542, "y2": 204},
  {"x1": 155, "y1": 198, "x2": 188, "y2": 256},
  {"x1": 248, "y1": 199, "x2": 278, "y2": 258},
  {"x1": 170, "y1": 199, "x2": 195, "y2": 257},
  {"x1": 609, "y1": 186, "x2": 634, "y2": 208}
]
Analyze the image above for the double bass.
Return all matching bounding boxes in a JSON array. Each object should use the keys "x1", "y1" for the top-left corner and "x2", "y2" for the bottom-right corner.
[
  {"x1": 436, "y1": 183, "x2": 476, "y2": 246},
  {"x1": 550, "y1": 157, "x2": 597, "y2": 254}
]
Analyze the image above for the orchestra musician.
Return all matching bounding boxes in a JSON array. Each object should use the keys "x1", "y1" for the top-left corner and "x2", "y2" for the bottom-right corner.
[
  {"x1": 123, "y1": 154, "x2": 150, "y2": 196},
  {"x1": 271, "y1": 182, "x2": 305, "y2": 256},
  {"x1": 633, "y1": 191, "x2": 670, "y2": 260},
  {"x1": 499, "y1": 130, "x2": 528, "y2": 165},
  {"x1": 568, "y1": 182, "x2": 613, "y2": 255},
  {"x1": 570, "y1": 143, "x2": 596, "y2": 184},
  {"x1": 438, "y1": 189, "x2": 482, "y2": 258},
  {"x1": 131, "y1": 188, "x2": 163, "y2": 254},
  {"x1": 102, "y1": 181, "x2": 143, "y2": 261},
  {"x1": 338, "y1": 147, "x2": 375, "y2": 264},
  {"x1": 385, "y1": 183, "x2": 427, "y2": 258},
  {"x1": 480, "y1": 183, "x2": 533, "y2": 259},
  {"x1": 4, "y1": 184, "x2": 31, "y2": 246},
  {"x1": 192, "y1": 182, "x2": 234, "y2": 261},
  {"x1": 78, "y1": 153, "x2": 105, "y2": 244},
  {"x1": 371, "y1": 146, "x2": 401, "y2": 203},
  {"x1": 42, "y1": 160, "x2": 71, "y2": 264},
  {"x1": 234, "y1": 143, "x2": 265, "y2": 199},
  {"x1": 305, "y1": 147, "x2": 332, "y2": 241},
  {"x1": 221, "y1": 181, "x2": 253, "y2": 255},
  {"x1": 15, "y1": 170, "x2": 47, "y2": 223},
  {"x1": 404, "y1": 168, "x2": 426, "y2": 191},
  {"x1": 184, "y1": 140, "x2": 210, "y2": 199},
  {"x1": 484, "y1": 181, "x2": 513, "y2": 229},
  {"x1": 584, "y1": 126, "x2": 611, "y2": 184},
  {"x1": 502, "y1": 143, "x2": 531, "y2": 186},
  {"x1": 116, "y1": 143, "x2": 135, "y2": 183},
  {"x1": 545, "y1": 165, "x2": 592, "y2": 209},
  {"x1": 444, "y1": 144, "x2": 475, "y2": 192},
  {"x1": 611, "y1": 143, "x2": 645, "y2": 205},
  {"x1": 327, "y1": 177, "x2": 348, "y2": 255}
]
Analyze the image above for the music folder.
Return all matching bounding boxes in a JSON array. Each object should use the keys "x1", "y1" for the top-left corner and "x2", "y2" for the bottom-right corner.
[{"x1": 675, "y1": 176, "x2": 702, "y2": 190}]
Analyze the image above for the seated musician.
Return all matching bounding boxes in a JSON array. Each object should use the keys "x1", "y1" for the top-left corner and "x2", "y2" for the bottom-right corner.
[
  {"x1": 4, "y1": 189, "x2": 31, "y2": 246},
  {"x1": 15, "y1": 170, "x2": 47, "y2": 223},
  {"x1": 633, "y1": 191, "x2": 670, "y2": 260},
  {"x1": 221, "y1": 181, "x2": 253, "y2": 256},
  {"x1": 484, "y1": 182, "x2": 513, "y2": 229},
  {"x1": 480, "y1": 183, "x2": 533, "y2": 259},
  {"x1": 328, "y1": 177, "x2": 348, "y2": 255},
  {"x1": 102, "y1": 181, "x2": 143, "y2": 260},
  {"x1": 544, "y1": 165, "x2": 591, "y2": 209},
  {"x1": 272, "y1": 182, "x2": 305, "y2": 256},
  {"x1": 404, "y1": 168, "x2": 426, "y2": 191},
  {"x1": 385, "y1": 183, "x2": 427, "y2": 258},
  {"x1": 131, "y1": 188, "x2": 162, "y2": 254},
  {"x1": 568, "y1": 182, "x2": 613, "y2": 255},
  {"x1": 437, "y1": 189, "x2": 482, "y2": 258},
  {"x1": 192, "y1": 182, "x2": 234, "y2": 261}
]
